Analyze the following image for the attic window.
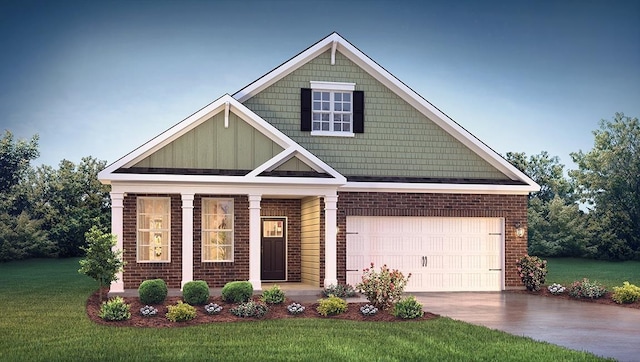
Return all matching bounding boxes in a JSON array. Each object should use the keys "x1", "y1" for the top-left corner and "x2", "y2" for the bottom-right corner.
[{"x1": 301, "y1": 82, "x2": 364, "y2": 136}]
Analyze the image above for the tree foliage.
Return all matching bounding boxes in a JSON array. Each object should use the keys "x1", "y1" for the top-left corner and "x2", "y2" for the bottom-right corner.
[
  {"x1": 78, "y1": 226, "x2": 124, "y2": 300},
  {"x1": 505, "y1": 151, "x2": 587, "y2": 257},
  {"x1": 570, "y1": 113, "x2": 640, "y2": 260}
]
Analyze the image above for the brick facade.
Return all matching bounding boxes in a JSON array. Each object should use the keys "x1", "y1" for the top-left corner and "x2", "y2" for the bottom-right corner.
[{"x1": 121, "y1": 191, "x2": 527, "y2": 290}]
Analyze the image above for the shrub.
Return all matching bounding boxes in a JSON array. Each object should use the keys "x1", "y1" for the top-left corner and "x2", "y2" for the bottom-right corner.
[
  {"x1": 516, "y1": 255, "x2": 547, "y2": 291},
  {"x1": 99, "y1": 296, "x2": 131, "y2": 321},
  {"x1": 359, "y1": 304, "x2": 378, "y2": 316},
  {"x1": 221, "y1": 281, "x2": 253, "y2": 303},
  {"x1": 547, "y1": 283, "x2": 566, "y2": 295},
  {"x1": 230, "y1": 300, "x2": 269, "y2": 318},
  {"x1": 392, "y1": 296, "x2": 424, "y2": 319},
  {"x1": 166, "y1": 301, "x2": 197, "y2": 322},
  {"x1": 356, "y1": 263, "x2": 410, "y2": 310},
  {"x1": 316, "y1": 295, "x2": 348, "y2": 316},
  {"x1": 138, "y1": 279, "x2": 168, "y2": 305},
  {"x1": 261, "y1": 284, "x2": 285, "y2": 305},
  {"x1": 568, "y1": 278, "x2": 607, "y2": 299},
  {"x1": 286, "y1": 302, "x2": 306, "y2": 315},
  {"x1": 182, "y1": 280, "x2": 210, "y2": 305},
  {"x1": 204, "y1": 303, "x2": 223, "y2": 315},
  {"x1": 322, "y1": 283, "x2": 356, "y2": 298},
  {"x1": 139, "y1": 305, "x2": 158, "y2": 317},
  {"x1": 612, "y1": 282, "x2": 640, "y2": 304}
]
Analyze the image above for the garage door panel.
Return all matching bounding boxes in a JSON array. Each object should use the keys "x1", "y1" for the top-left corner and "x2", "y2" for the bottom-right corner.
[{"x1": 346, "y1": 216, "x2": 504, "y2": 292}]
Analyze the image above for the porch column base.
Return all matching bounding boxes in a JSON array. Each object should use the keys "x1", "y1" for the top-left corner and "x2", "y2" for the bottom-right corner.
[{"x1": 249, "y1": 279, "x2": 262, "y2": 291}]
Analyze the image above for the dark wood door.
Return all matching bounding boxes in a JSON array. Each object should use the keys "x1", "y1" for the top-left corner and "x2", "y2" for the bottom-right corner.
[{"x1": 261, "y1": 218, "x2": 286, "y2": 280}]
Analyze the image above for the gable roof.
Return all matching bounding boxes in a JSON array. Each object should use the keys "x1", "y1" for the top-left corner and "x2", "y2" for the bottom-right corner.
[
  {"x1": 98, "y1": 94, "x2": 346, "y2": 185},
  {"x1": 234, "y1": 32, "x2": 540, "y2": 192}
]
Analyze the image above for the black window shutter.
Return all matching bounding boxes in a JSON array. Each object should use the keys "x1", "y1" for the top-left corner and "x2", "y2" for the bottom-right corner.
[
  {"x1": 300, "y1": 88, "x2": 312, "y2": 131},
  {"x1": 353, "y1": 90, "x2": 364, "y2": 133}
]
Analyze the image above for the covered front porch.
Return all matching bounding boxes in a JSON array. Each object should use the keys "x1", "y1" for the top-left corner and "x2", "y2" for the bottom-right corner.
[{"x1": 108, "y1": 183, "x2": 340, "y2": 293}]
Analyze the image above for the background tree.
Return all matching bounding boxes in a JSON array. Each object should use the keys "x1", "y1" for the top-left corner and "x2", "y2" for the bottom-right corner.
[
  {"x1": 78, "y1": 226, "x2": 124, "y2": 301},
  {"x1": 28, "y1": 157, "x2": 111, "y2": 257},
  {"x1": 506, "y1": 151, "x2": 587, "y2": 257},
  {"x1": 570, "y1": 113, "x2": 640, "y2": 260},
  {"x1": 0, "y1": 131, "x2": 55, "y2": 260}
]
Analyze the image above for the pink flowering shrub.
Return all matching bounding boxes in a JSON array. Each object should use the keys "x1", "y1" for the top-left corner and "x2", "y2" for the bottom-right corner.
[
  {"x1": 516, "y1": 255, "x2": 547, "y2": 291},
  {"x1": 356, "y1": 263, "x2": 410, "y2": 310}
]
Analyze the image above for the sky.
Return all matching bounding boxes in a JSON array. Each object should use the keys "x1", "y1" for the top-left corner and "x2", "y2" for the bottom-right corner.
[{"x1": 1, "y1": 0, "x2": 638, "y2": 172}]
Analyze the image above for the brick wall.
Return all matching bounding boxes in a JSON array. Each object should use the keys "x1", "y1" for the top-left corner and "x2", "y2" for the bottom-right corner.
[
  {"x1": 336, "y1": 192, "x2": 528, "y2": 289},
  {"x1": 122, "y1": 194, "x2": 183, "y2": 288}
]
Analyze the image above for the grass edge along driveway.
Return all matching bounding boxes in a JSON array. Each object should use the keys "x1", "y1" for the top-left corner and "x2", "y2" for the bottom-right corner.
[{"x1": 0, "y1": 259, "x2": 610, "y2": 361}]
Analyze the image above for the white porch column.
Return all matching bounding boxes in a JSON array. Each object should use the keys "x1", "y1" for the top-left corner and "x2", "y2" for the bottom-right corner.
[
  {"x1": 324, "y1": 194, "x2": 338, "y2": 287},
  {"x1": 248, "y1": 194, "x2": 262, "y2": 291},
  {"x1": 109, "y1": 192, "x2": 125, "y2": 293},
  {"x1": 181, "y1": 193, "x2": 195, "y2": 289}
]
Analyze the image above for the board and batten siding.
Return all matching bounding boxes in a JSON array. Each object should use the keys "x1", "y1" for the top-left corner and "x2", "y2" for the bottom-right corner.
[
  {"x1": 242, "y1": 50, "x2": 509, "y2": 180},
  {"x1": 134, "y1": 111, "x2": 284, "y2": 170},
  {"x1": 300, "y1": 196, "x2": 321, "y2": 285}
]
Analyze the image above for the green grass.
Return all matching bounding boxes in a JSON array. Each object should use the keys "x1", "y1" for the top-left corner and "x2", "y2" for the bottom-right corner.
[
  {"x1": 0, "y1": 259, "x2": 608, "y2": 361},
  {"x1": 546, "y1": 257, "x2": 640, "y2": 288}
]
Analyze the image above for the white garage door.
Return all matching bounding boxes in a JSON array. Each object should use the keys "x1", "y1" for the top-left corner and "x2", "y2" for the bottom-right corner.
[{"x1": 346, "y1": 217, "x2": 504, "y2": 292}]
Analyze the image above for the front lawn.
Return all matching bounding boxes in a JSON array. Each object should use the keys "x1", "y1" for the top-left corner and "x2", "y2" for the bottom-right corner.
[
  {"x1": 545, "y1": 257, "x2": 640, "y2": 288},
  {"x1": 0, "y1": 258, "x2": 607, "y2": 361}
]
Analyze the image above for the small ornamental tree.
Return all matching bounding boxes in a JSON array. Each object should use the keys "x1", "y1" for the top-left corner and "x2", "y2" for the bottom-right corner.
[
  {"x1": 356, "y1": 263, "x2": 410, "y2": 310},
  {"x1": 516, "y1": 255, "x2": 547, "y2": 291},
  {"x1": 78, "y1": 226, "x2": 125, "y2": 301}
]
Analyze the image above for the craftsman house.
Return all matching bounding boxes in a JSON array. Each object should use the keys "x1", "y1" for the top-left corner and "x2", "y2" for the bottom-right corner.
[{"x1": 98, "y1": 32, "x2": 539, "y2": 293}]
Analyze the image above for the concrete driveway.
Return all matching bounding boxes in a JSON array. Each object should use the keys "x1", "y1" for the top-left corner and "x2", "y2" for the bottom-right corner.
[{"x1": 414, "y1": 292, "x2": 640, "y2": 361}]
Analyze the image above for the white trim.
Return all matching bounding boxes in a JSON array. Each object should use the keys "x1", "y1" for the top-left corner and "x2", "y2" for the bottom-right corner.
[
  {"x1": 310, "y1": 131, "x2": 355, "y2": 138},
  {"x1": 248, "y1": 194, "x2": 262, "y2": 291},
  {"x1": 339, "y1": 181, "x2": 538, "y2": 195},
  {"x1": 109, "y1": 192, "x2": 125, "y2": 293},
  {"x1": 310, "y1": 81, "x2": 355, "y2": 91},
  {"x1": 323, "y1": 194, "x2": 338, "y2": 287},
  {"x1": 136, "y1": 196, "x2": 172, "y2": 263},
  {"x1": 181, "y1": 193, "x2": 194, "y2": 289},
  {"x1": 330, "y1": 40, "x2": 338, "y2": 65},
  {"x1": 233, "y1": 32, "x2": 539, "y2": 191},
  {"x1": 200, "y1": 197, "x2": 235, "y2": 263}
]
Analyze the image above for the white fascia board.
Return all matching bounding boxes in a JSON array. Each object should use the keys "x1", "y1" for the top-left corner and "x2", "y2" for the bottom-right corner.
[
  {"x1": 104, "y1": 172, "x2": 346, "y2": 186},
  {"x1": 233, "y1": 33, "x2": 341, "y2": 103},
  {"x1": 110, "y1": 182, "x2": 341, "y2": 197},
  {"x1": 339, "y1": 182, "x2": 538, "y2": 195}
]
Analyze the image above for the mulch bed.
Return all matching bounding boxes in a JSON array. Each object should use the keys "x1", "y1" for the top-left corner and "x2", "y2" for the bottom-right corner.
[
  {"x1": 510, "y1": 288, "x2": 640, "y2": 309},
  {"x1": 86, "y1": 290, "x2": 439, "y2": 328}
]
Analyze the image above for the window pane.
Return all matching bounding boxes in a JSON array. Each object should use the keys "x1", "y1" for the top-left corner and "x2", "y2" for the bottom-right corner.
[
  {"x1": 343, "y1": 123, "x2": 350, "y2": 131},
  {"x1": 334, "y1": 123, "x2": 342, "y2": 131},
  {"x1": 335, "y1": 104, "x2": 342, "y2": 111},
  {"x1": 322, "y1": 122, "x2": 329, "y2": 131},
  {"x1": 343, "y1": 93, "x2": 351, "y2": 102},
  {"x1": 313, "y1": 102, "x2": 321, "y2": 110},
  {"x1": 313, "y1": 92, "x2": 321, "y2": 100},
  {"x1": 343, "y1": 103, "x2": 351, "y2": 111},
  {"x1": 321, "y1": 102, "x2": 330, "y2": 111},
  {"x1": 335, "y1": 93, "x2": 342, "y2": 101},
  {"x1": 322, "y1": 92, "x2": 329, "y2": 101},
  {"x1": 322, "y1": 114, "x2": 330, "y2": 121}
]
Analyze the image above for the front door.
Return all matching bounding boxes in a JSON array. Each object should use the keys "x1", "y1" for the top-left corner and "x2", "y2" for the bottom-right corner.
[{"x1": 261, "y1": 218, "x2": 286, "y2": 281}]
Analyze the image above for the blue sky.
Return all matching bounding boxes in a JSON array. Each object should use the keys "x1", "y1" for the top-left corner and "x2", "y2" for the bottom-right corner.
[{"x1": 1, "y1": 0, "x2": 638, "y2": 171}]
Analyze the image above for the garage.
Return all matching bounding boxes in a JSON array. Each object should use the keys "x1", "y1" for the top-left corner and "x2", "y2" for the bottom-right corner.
[{"x1": 346, "y1": 216, "x2": 504, "y2": 292}]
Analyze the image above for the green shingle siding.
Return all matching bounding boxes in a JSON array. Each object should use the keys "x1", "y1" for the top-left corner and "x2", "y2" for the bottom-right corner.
[
  {"x1": 133, "y1": 112, "x2": 283, "y2": 170},
  {"x1": 242, "y1": 50, "x2": 508, "y2": 180}
]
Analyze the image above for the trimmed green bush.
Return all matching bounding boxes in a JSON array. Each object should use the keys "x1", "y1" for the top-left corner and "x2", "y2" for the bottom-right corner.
[
  {"x1": 166, "y1": 301, "x2": 197, "y2": 322},
  {"x1": 316, "y1": 295, "x2": 347, "y2": 316},
  {"x1": 182, "y1": 280, "x2": 209, "y2": 305},
  {"x1": 99, "y1": 296, "x2": 131, "y2": 321},
  {"x1": 138, "y1": 279, "x2": 168, "y2": 305},
  {"x1": 261, "y1": 284, "x2": 285, "y2": 305},
  {"x1": 222, "y1": 281, "x2": 253, "y2": 303},
  {"x1": 612, "y1": 281, "x2": 640, "y2": 304},
  {"x1": 392, "y1": 296, "x2": 424, "y2": 319},
  {"x1": 230, "y1": 300, "x2": 269, "y2": 318}
]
